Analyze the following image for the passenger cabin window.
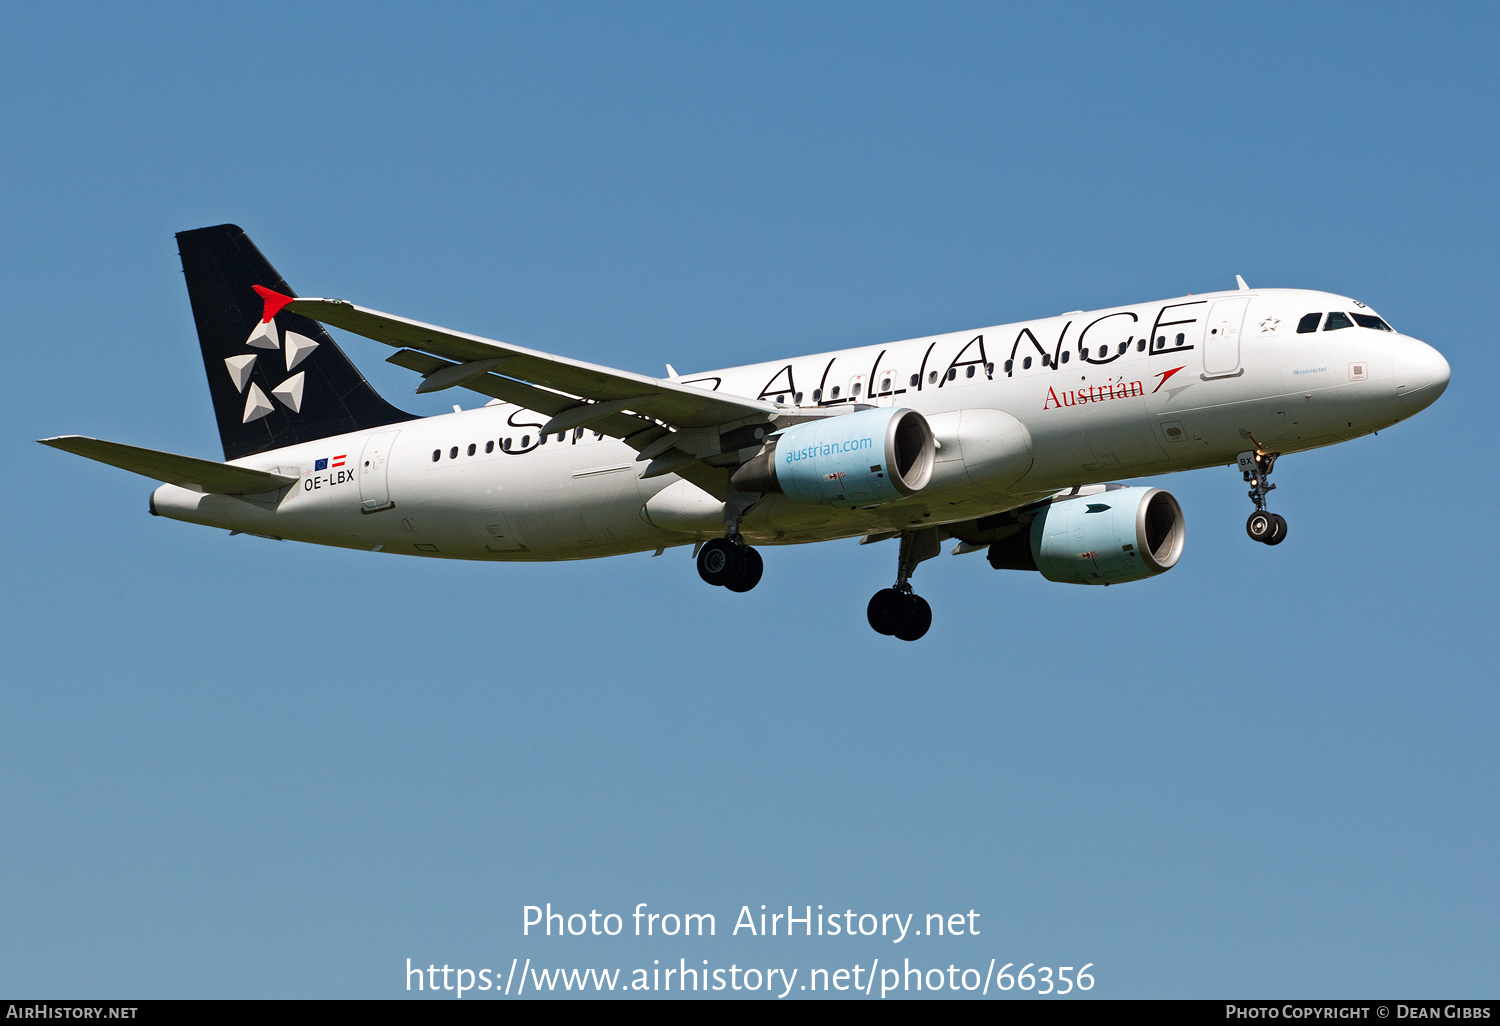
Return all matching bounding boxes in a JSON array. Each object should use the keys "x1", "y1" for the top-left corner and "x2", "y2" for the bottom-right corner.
[
  {"x1": 1023, "y1": 357, "x2": 1032, "y2": 369},
  {"x1": 1351, "y1": 313, "x2": 1393, "y2": 331},
  {"x1": 812, "y1": 389, "x2": 822, "y2": 402},
  {"x1": 947, "y1": 367, "x2": 957, "y2": 381},
  {"x1": 795, "y1": 392, "x2": 803, "y2": 403},
  {"x1": 485, "y1": 441, "x2": 494, "y2": 453},
  {"x1": 449, "y1": 447, "x2": 458, "y2": 459},
  {"x1": 775, "y1": 394, "x2": 785, "y2": 404},
  {"x1": 965, "y1": 365, "x2": 976, "y2": 378},
  {"x1": 1136, "y1": 339, "x2": 1146, "y2": 351},
  {"x1": 574, "y1": 427, "x2": 585, "y2": 440},
  {"x1": 1175, "y1": 333, "x2": 1185, "y2": 347},
  {"x1": 909, "y1": 374, "x2": 919, "y2": 387},
  {"x1": 880, "y1": 377, "x2": 892, "y2": 391},
  {"x1": 1297, "y1": 313, "x2": 1322, "y2": 333},
  {"x1": 502, "y1": 438, "x2": 512, "y2": 451},
  {"x1": 539, "y1": 434, "x2": 547, "y2": 444},
  {"x1": 467, "y1": 443, "x2": 476, "y2": 456},
  {"x1": 556, "y1": 433, "x2": 565, "y2": 442},
  {"x1": 520, "y1": 435, "x2": 530, "y2": 447},
  {"x1": 1004, "y1": 359, "x2": 1013, "y2": 373},
  {"x1": 851, "y1": 382, "x2": 862, "y2": 396},
  {"x1": 1324, "y1": 311, "x2": 1354, "y2": 331},
  {"x1": 1061, "y1": 351, "x2": 1069, "y2": 363},
  {"x1": 928, "y1": 370, "x2": 938, "y2": 384},
  {"x1": 432, "y1": 449, "x2": 440, "y2": 462},
  {"x1": 830, "y1": 385, "x2": 841, "y2": 399}
]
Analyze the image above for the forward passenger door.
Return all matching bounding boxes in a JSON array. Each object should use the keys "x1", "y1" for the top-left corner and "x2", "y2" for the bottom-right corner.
[{"x1": 1203, "y1": 297, "x2": 1249, "y2": 378}]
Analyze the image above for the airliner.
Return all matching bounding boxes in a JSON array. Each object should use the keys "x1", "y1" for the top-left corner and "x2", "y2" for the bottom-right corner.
[{"x1": 41, "y1": 225, "x2": 1450, "y2": 640}]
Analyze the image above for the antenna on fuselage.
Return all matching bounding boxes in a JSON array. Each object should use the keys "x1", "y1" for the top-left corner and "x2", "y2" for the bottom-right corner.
[{"x1": 1236, "y1": 275, "x2": 1250, "y2": 291}]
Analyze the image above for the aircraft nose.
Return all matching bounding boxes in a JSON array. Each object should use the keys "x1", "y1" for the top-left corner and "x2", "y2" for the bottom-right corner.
[{"x1": 1393, "y1": 338, "x2": 1451, "y2": 414}]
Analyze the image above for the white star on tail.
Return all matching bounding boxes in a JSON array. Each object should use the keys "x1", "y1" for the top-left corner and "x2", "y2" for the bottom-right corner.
[
  {"x1": 272, "y1": 372, "x2": 305, "y2": 413},
  {"x1": 229, "y1": 299, "x2": 316, "y2": 422},
  {"x1": 242, "y1": 383, "x2": 274, "y2": 423},
  {"x1": 245, "y1": 319, "x2": 280, "y2": 350},
  {"x1": 224, "y1": 354, "x2": 256, "y2": 392},
  {"x1": 284, "y1": 331, "x2": 318, "y2": 371}
]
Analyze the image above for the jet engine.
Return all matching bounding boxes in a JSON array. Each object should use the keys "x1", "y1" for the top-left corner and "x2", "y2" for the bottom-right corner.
[
  {"x1": 731, "y1": 407, "x2": 935, "y2": 507},
  {"x1": 987, "y1": 486, "x2": 1185, "y2": 585}
]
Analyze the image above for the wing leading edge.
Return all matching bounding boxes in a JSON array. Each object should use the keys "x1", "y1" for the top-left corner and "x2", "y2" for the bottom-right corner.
[{"x1": 282, "y1": 296, "x2": 778, "y2": 433}]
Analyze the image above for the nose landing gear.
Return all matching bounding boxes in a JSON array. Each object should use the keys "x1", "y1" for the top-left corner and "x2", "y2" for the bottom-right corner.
[
  {"x1": 1239, "y1": 449, "x2": 1287, "y2": 546},
  {"x1": 866, "y1": 527, "x2": 940, "y2": 640}
]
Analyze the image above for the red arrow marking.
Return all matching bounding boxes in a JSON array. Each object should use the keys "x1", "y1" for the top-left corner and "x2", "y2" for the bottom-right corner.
[
  {"x1": 1151, "y1": 365, "x2": 1186, "y2": 393},
  {"x1": 252, "y1": 284, "x2": 295, "y2": 323}
]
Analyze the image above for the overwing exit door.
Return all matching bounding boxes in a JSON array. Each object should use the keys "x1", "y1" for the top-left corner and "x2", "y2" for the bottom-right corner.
[
  {"x1": 358, "y1": 429, "x2": 400, "y2": 512},
  {"x1": 1203, "y1": 297, "x2": 1249, "y2": 377}
]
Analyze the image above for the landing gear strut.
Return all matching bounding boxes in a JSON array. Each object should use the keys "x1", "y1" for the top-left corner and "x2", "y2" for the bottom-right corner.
[
  {"x1": 697, "y1": 488, "x2": 764, "y2": 591},
  {"x1": 1239, "y1": 449, "x2": 1287, "y2": 546},
  {"x1": 867, "y1": 528, "x2": 939, "y2": 641}
]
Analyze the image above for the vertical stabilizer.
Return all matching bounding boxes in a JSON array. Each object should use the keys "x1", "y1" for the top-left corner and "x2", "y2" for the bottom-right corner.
[{"x1": 176, "y1": 224, "x2": 415, "y2": 461}]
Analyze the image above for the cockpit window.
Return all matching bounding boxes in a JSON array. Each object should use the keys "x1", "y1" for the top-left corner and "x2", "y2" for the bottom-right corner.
[
  {"x1": 1323, "y1": 311, "x2": 1354, "y2": 331},
  {"x1": 1351, "y1": 313, "x2": 1393, "y2": 331},
  {"x1": 1297, "y1": 313, "x2": 1322, "y2": 333}
]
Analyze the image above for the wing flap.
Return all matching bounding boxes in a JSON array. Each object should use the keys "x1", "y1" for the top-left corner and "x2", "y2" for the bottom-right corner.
[{"x1": 39, "y1": 436, "x2": 296, "y2": 495}]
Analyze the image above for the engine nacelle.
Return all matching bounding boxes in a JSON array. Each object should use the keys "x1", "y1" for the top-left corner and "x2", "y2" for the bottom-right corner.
[
  {"x1": 988, "y1": 486, "x2": 1185, "y2": 585},
  {"x1": 731, "y1": 407, "x2": 935, "y2": 507}
]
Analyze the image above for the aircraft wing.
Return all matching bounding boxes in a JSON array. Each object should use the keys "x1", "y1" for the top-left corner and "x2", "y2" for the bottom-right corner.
[
  {"x1": 283, "y1": 296, "x2": 777, "y2": 434},
  {"x1": 38, "y1": 436, "x2": 297, "y2": 494}
]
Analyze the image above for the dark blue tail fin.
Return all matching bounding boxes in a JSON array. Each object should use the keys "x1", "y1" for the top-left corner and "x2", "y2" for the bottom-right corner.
[{"x1": 176, "y1": 224, "x2": 415, "y2": 461}]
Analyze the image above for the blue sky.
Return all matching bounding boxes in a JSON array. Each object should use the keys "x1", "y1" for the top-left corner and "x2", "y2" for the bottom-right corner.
[{"x1": 1, "y1": 2, "x2": 1495, "y2": 998}]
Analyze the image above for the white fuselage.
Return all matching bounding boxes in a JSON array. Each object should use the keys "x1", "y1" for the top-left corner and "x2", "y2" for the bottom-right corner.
[{"x1": 150, "y1": 287, "x2": 1448, "y2": 559}]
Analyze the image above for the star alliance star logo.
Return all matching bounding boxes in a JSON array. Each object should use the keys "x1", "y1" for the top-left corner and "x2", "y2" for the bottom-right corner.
[
  {"x1": 1259, "y1": 316, "x2": 1280, "y2": 333},
  {"x1": 224, "y1": 288, "x2": 318, "y2": 423}
]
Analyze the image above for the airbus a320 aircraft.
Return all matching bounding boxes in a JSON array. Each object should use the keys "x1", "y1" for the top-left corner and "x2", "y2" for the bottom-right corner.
[{"x1": 42, "y1": 225, "x2": 1450, "y2": 640}]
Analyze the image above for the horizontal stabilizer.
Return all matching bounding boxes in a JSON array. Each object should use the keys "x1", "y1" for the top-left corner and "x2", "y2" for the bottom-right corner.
[{"x1": 38, "y1": 436, "x2": 297, "y2": 495}]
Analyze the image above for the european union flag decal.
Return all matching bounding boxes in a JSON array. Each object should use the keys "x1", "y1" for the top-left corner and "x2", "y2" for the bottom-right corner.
[{"x1": 315, "y1": 458, "x2": 328, "y2": 471}]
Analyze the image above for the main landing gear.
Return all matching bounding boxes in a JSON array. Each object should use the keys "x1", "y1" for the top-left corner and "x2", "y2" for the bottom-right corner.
[
  {"x1": 696, "y1": 488, "x2": 764, "y2": 592},
  {"x1": 696, "y1": 537, "x2": 764, "y2": 592},
  {"x1": 1239, "y1": 449, "x2": 1287, "y2": 546},
  {"x1": 867, "y1": 528, "x2": 940, "y2": 641}
]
